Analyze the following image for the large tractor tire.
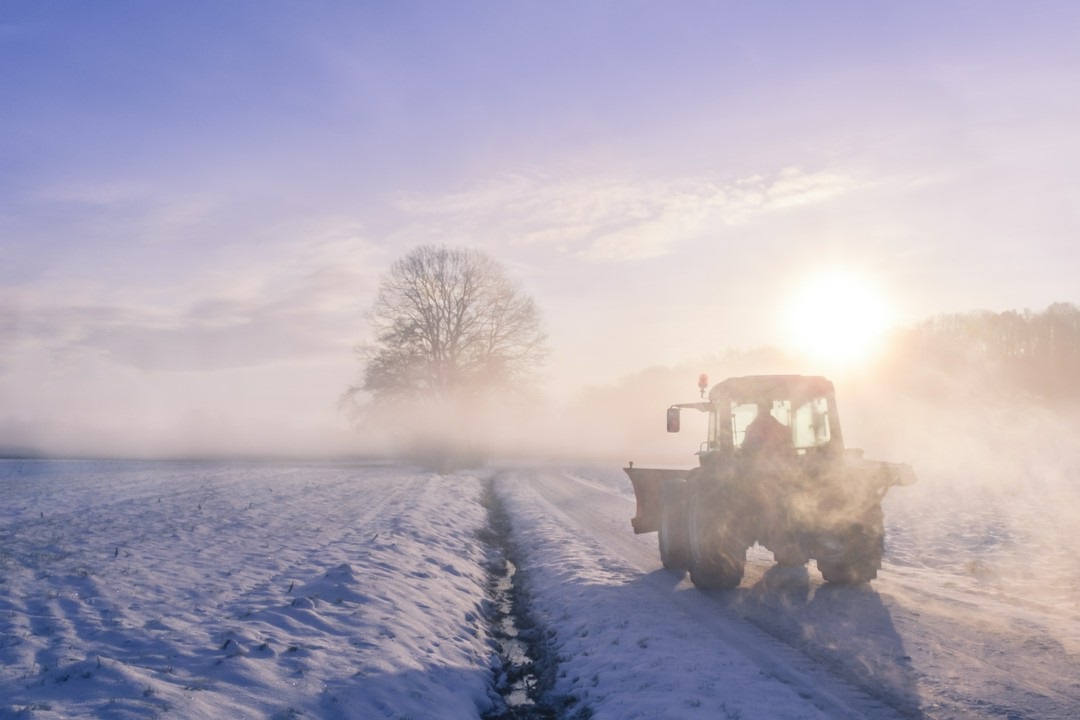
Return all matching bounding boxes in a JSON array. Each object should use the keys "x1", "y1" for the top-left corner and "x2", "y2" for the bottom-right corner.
[
  {"x1": 688, "y1": 489, "x2": 747, "y2": 590},
  {"x1": 816, "y1": 513, "x2": 885, "y2": 585},
  {"x1": 658, "y1": 481, "x2": 690, "y2": 571}
]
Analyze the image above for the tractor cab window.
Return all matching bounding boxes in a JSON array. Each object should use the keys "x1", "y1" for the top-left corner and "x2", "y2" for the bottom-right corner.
[
  {"x1": 732, "y1": 400, "x2": 792, "y2": 449},
  {"x1": 791, "y1": 396, "x2": 832, "y2": 450}
]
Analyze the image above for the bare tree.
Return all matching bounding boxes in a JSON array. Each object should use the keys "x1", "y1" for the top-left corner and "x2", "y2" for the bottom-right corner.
[{"x1": 347, "y1": 245, "x2": 547, "y2": 409}]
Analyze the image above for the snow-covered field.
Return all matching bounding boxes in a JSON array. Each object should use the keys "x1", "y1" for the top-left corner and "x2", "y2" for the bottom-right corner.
[
  {"x1": 2, "y1": 458, "x2": 1079, "y2": 719},
  {"x1": 0, "y1": 460, "x2": 499, "y2": 719},
  {"x1": 497, "y1": 465, "x2": 1080, "y2": 719}
]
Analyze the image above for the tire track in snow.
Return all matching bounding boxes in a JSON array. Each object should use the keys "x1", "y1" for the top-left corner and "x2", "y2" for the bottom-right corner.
[
  {"x1": 498, "y1": 466, "x2": 1080, "y2": 720},
  {"x1": 496, "y1": 468, "x2": 908, "y2": 720}
]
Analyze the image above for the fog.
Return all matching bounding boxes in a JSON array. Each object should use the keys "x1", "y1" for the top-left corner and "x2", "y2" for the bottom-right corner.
[
  {"x1": 386, "y1": 334, "x2": 1078, "y2": 607},
  {"x1": 6, "y1": 295, "x2": 1079, "y2": 608},
  {"x1": 847, "y1": 367, "x2": 1080, "y2": 606},
  {"x1": 0, "y1": 355, "x2": 363, "y2": 460},
  {"x1": 518, "y1": 337, "x2": 1080, "y2": 605},
  {"x1": 8, "y1": 254, "x2": 1076, "y2": 599}
]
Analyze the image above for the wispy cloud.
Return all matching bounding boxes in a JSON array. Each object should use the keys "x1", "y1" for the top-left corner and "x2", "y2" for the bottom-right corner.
[
  {"x1": 765, "y1": 167, "x2": 855, "y2": 209},
  {"x1": 393, "y1": 167, "x2": 860, "y2": 261},
  {"x1": 2, "y1": 230, "x2": 381, "y2": 374},
  {"x1": 29, "y1": 180, "x2": 227, "y2": 250}
]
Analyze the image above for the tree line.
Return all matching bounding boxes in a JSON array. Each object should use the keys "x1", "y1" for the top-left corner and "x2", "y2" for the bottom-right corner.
[{"x1": 889, "y1": 302, "x2": 1080, "y2": 403}]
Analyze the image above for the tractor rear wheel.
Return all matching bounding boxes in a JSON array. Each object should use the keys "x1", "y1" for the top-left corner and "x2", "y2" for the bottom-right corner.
[
  {"x1": 816, "y1": 517, "x2": 885, "y2": 585},
  {"x1": 688, "y1": 491, "x2": 746, "y2": 590},
  {"x1": 817, "y1": 551, "x2": 881, "y2": 585}
]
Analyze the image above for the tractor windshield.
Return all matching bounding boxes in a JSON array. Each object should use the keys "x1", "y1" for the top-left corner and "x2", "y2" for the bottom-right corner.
[
  {"x1": 732, "y1": 400, "x2": 791, "y2": 449},
  {"x1": 730, "y1": 396, "x2": 832, "y2": 451}
]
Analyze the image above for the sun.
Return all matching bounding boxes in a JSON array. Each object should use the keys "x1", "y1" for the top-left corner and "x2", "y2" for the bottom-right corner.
[{"x1": 782, "y1": 269, "x2": 893, "y2": 367}]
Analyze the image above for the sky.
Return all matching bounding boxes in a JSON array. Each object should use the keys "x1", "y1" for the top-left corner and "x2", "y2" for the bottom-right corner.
[{"x1": 2, "y1": 1, "x2": 1079, "y2": 457}]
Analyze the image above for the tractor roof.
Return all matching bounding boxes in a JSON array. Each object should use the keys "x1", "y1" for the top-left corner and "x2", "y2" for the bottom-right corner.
[{"x1": 707, "y1": 374, "x2": 835, "y2": 405}]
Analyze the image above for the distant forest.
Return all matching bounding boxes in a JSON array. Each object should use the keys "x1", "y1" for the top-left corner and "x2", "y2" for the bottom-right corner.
[
  {"x1": 581, "y1": 303, "x2": 1080, "y2": 422},
  {"x1": 888, "y1": 302, "x2": 1080, "y2": 403}
]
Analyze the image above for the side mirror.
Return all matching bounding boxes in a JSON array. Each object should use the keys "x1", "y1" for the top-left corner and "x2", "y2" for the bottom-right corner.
[{"x1": 666, "y1": 407, "x2": 681, "y2": 433}]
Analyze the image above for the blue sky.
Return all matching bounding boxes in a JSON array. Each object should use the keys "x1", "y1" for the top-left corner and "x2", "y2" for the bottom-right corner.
[{"x1": 2, "y1": 1, "x2": 1079, "y2": 455}]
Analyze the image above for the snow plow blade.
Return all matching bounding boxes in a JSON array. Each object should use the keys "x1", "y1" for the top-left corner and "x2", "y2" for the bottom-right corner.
[{"x1": 624, "y1": 466, "x2": 690, "y2": 534}]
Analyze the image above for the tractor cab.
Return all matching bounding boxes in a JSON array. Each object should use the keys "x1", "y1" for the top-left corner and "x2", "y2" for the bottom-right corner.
[{"x1": 667, "y1": 374, "x2": 844, "y2": 463}]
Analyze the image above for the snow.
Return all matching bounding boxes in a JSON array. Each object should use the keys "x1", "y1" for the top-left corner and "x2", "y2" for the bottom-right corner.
[
  {"x1": 494, "y1": 467, "x2": 907, "y2": 720},
  {"x1": 0, "y1": 460, "x2": 498, "y2": 719},
  {"x1": 495, "y1": 469, "x2": 838, "y2": 720},
  {"x1": 2, "y1": 457, "x2": 1079, "y2": 719}
]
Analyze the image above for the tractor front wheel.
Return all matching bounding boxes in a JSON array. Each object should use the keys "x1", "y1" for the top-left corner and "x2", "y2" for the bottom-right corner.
[{"x1": 658, "y1": 481, "x2": 690, "y2": 571}]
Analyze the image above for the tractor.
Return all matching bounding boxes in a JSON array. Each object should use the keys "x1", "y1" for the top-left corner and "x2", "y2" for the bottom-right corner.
[{"x1": 625, "y1": 374, "x2": 915, "y2": 588}]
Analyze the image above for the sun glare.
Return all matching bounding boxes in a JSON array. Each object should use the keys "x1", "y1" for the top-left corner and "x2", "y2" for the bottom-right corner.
[{"x1": 783, "y1": 270, "x2": 893, "y2": 367}]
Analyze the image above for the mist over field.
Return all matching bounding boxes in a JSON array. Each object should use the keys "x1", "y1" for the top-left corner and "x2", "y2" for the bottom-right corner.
[
  {"x1": 4, "y1": 2, "x2": 1078, "y2": 465},
  {"x1": 525, "y1": 319, "x2": 1080, "y2": 608},
  {"x1": 3, "y1": 3, "x2": 1080, "y2": 717}
]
